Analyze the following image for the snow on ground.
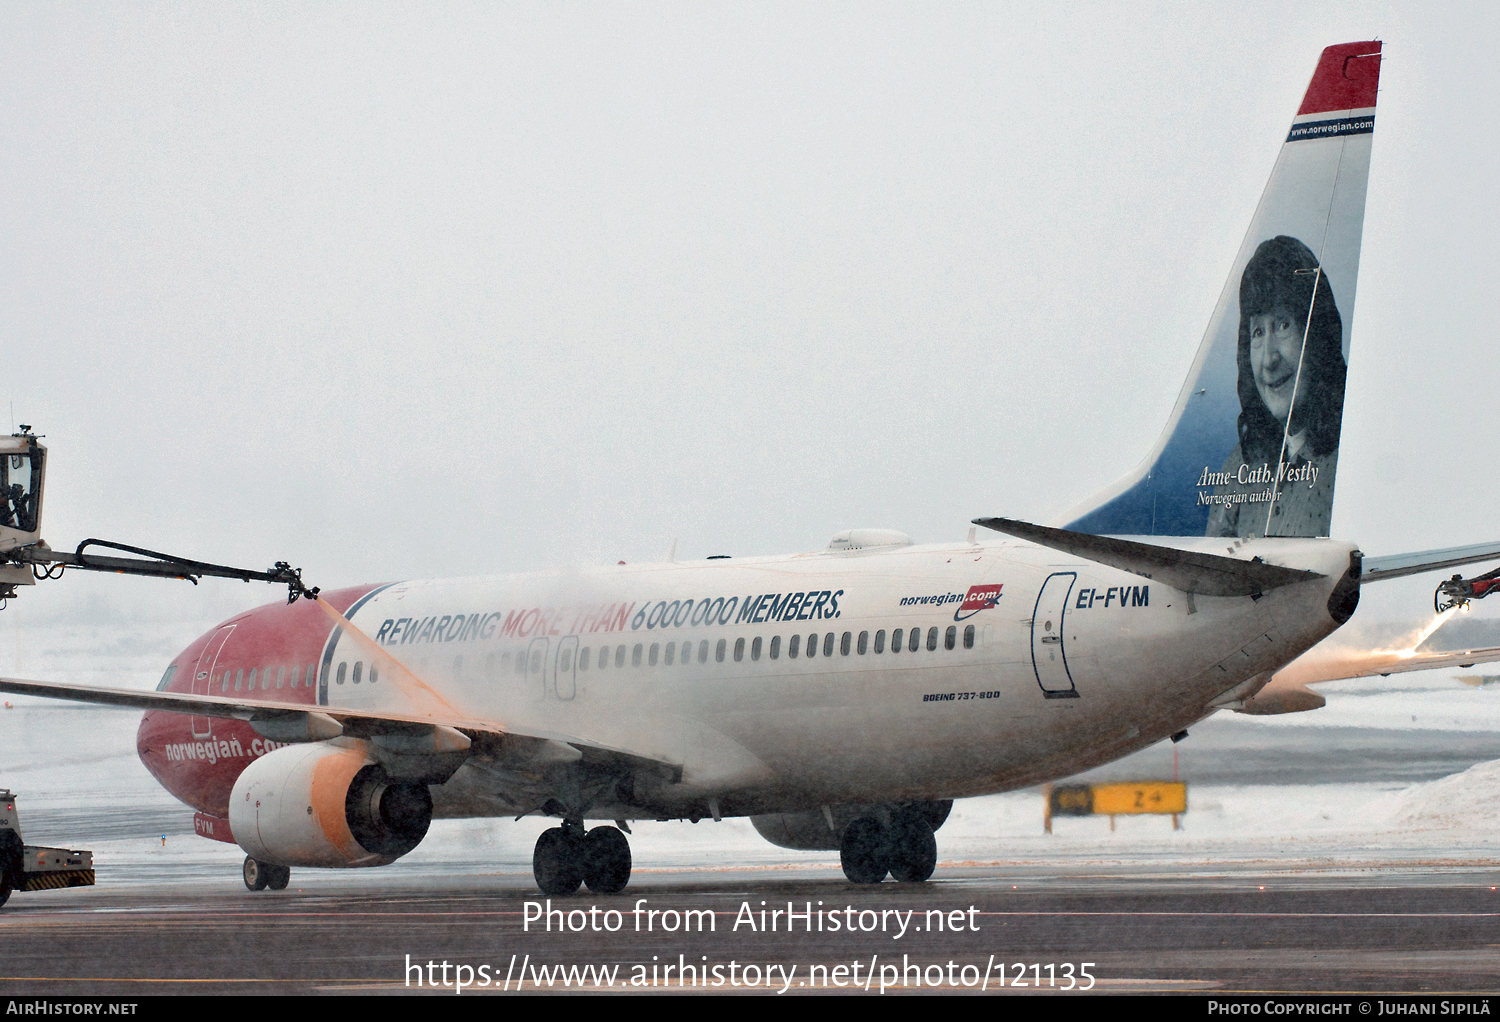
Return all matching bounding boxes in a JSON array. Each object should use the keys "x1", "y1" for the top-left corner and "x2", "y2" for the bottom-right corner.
[{"x1": 4, "y1": 626, "x2": 1500, "y2": 883}]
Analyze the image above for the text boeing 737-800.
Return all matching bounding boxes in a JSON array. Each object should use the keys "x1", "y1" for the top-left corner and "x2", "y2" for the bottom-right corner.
[{"x1": 5, "y1": 40, "x2": 1500, "y2": 900}]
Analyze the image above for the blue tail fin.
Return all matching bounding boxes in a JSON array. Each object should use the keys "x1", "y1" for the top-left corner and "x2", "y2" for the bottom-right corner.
[{"x1": 1059, "y1": 41, "x2": 1381, "y2": 539}]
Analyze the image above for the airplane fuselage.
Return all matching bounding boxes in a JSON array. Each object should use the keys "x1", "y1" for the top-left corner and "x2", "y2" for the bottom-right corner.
[{"x1": 138, "y1": 535, "x2": 1359, "y2": 825}]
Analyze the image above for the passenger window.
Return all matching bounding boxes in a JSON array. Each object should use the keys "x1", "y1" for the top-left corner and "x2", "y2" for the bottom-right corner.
[
  {"x1": 561, "y1": 649, "x2": 573, "y2": 672},
  {"x1": 248, "y1": 668, "x2": 258, "y2": 691},
  {"x1": 964, "y1": 625, "x2": 975, "y2": 649},
  {"x1": 290, "y1": 665, "x2": 301, "y2": 689},
  {"x1": 370, "y1": 666, "x2": 379, "y2": 683},
  {"x1": 823, "y1": 633, "x2": 836, "y2": 657},
  {"x1": 531, "y1": 650, "x2": 543, "y2": 673},
  {"x1": 220, "y1": 670, "x2": 229, "y2": 693},
  {"x1": 715, "y1": 639, "x2": 727, "y2": 663},
  {"x1": 857, "y1": 631, "x2": 868, "y2": 655},
  {"x1": 276, "y1": 666, "x2": 286, "y2": 689},
  {"x1": 788, "y1": 634, "x2": 800, "y2": 658},
  {"x1": 891, "y1": 628, "x2": 902, "y2": 653},
  {"x1": 840, "y1": 632, "x2": 851, "y2": 656},
  {"x1": 909, "y1": 628, "x2": 921, "y2": 652},
  {"x1": 769, "y1": 636, "x2": 780, "y2": 660},
  {"x1": 927, "y1": 627, "x2": 939, "y2": 651},
  {"x1": 874, "y1": 629, "x2": 886, "y2": 654},
  {"x1": 734, "y1": 637, "x2": 745, "y2": 662},
  {"x1": 632, "y1": 644, "x2": 643, "y2": 667},
  {"x1": 649, "y1": 643, "x2": 659, "y2": 667},
  {"x1": 353, "y1": 662, "x2": 363, "y2": 684},
  {"x1": 699, "y1": 640, "x2": 710, "y2": 664},
  {"x1": 806, "y1": 634, "x2": 817, "y2": 658},
  {"x1": 664, "y1": 642, "x2": 675, "y2": 666},
  {"x1": 234, "y1": 668, "x2": 244, "y2": 692},
  {"x1": 750, "y1": 637, "x2": 761, "y2": 661},
  {"x1": 945, "y1": 626, "x2": 957, "y2": 650},
  {"x1": 307, "y1": 664, "x2": 317, "y2": 688},
  {"x1": 336, "y1": 663, "x2": 347, "y2": 685},
  {"x1": 579, "y1": 648, "x2": 590, "y2": 670},
  {"x1": 616, "y1": 645, "x2": 627, "y2": 668}
]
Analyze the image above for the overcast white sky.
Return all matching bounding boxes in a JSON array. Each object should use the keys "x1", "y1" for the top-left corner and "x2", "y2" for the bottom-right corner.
[{"x1": 4, "y1": 3, "x2": 1499, "y2": 669}]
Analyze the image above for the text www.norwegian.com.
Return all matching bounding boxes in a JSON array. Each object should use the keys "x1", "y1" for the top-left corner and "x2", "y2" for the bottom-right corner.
[{"x1": 405, "y1": 954, "x2": 1096, "y2": 993}]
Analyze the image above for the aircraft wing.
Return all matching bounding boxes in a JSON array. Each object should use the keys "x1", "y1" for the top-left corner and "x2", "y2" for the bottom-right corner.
[
  {"x1": 1360, "y1": 542, "x2": 1500, "y2": 583},
  {"x1": 0, "y1": 675, "x2": 681, "y2": 778},
  {"x1": 1232, "y1": 644, "x2": 1500, "y2": 714},
  {"x1": 1272, "y1": 645, "x2": 1500, "y2": 686}
]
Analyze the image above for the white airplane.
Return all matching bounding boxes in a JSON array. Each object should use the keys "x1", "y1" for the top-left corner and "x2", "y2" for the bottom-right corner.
[{"x1": 3, "y1": 40, "x2": 1498, "y2": 900}]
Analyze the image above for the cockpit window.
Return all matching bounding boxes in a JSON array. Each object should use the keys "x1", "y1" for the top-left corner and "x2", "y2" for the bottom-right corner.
[{"x1": 155, "y1": 664, "x2": 178, "y2": 692}]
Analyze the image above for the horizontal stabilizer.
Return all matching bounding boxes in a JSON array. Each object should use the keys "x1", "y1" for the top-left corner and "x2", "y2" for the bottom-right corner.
[
  {"x1": 973, "y1": 518, "x2": 1325, "y2": 597},
  {"x1": 1360, "y1": 542, "x2": 1500, "y2": 584}
]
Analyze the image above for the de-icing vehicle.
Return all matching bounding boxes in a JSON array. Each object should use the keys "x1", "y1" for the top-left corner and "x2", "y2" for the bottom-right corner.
[
  {"x1": 5, "y1": 42, "x2": 1500, "y2": 899},
  {"x1": 1435, "y1": 568, "x2": 1500, "y2": 613},
  {"x1": 0, "y1": 788, "x2": 94, "y2": 909}
]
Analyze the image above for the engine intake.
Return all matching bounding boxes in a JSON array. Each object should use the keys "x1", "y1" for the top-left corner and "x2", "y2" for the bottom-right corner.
[
  {"x1": 229, "y1": 741, "x2": 432, "y2": 868},
  {"x1": 345, "y1": 764, "x2": 432, "y2": 857}
]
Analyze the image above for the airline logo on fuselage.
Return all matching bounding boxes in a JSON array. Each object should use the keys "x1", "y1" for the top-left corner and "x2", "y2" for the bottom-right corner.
[{"x1": 899, "y1": 584, "x2": 1003, "y2": 622}]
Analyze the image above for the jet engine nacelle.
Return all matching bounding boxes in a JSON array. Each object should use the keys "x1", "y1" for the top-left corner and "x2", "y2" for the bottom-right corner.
[
  {"x1": 751, "y1": 800, "x2": 953, "y2": 851},
  {"x1": 228, "y1": 740, "x2": 432, "y2": 868}
]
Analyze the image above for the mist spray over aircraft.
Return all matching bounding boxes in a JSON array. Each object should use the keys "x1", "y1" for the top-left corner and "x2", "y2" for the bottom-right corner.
[{"x1": 5, "y1": 41, "x2": 1500, "y2": 900}]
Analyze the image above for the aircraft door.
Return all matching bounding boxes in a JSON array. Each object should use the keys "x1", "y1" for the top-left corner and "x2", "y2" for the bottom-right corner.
[
  {"x1": 555, "y1": 636, "x2": 578, "y2": 701},
  {"x1": 190, "y1": 625, "x2": 235, "y2": 738},
  {"x1": 1031, "y1": 573, "x2": 1079, "y2": 699},
  {"x1": 526, "y1": 637, "x2": 551, "y2": 701}
]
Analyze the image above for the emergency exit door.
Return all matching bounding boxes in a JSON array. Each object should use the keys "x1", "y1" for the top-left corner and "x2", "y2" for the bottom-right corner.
[{"x1": 1031, "y1": 573, "x2": 1079, "y2": 699}]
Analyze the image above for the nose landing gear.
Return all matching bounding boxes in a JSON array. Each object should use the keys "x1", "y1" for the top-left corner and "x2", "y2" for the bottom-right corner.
[
  {"x1": 243, "y1": 855, "x2": 290, "y2": 891},
  {"x1": 532, "y1": 821, "x2": 632, "y2": 896}
]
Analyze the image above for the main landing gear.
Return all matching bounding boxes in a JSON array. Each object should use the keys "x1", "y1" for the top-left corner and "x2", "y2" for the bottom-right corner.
[
  {"x1": 243, "y1": 855, "x2": 290, "y2": 892},
  {"x1": 840, "y1": 809, "x2": 937, "y2": 884},
  {"x1": 532, "y1": 821, "x2": 632, "y2": 896}
]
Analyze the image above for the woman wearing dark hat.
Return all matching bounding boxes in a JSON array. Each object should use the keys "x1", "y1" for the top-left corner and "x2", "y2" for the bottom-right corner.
[{"x1": 1205, "y1": 235, "x2": 1347, "y2": 537}]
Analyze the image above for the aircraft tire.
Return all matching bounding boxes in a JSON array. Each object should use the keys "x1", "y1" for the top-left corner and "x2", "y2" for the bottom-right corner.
[
  {"x1": 582, "y1": 826, "x2": 631, "y2": 894},
  {"x1": 839, "y1": 817, "x2": 890, "y2": 884},
  {"x1": 533, "y1": 827, "x2": 584, "y2": 896},
  {"x1": 265, "y1": 864, "x2": 291, "y2": 891},
  {"x1": 243, "y1": 855, "x2": 270, "y2": 892},
  {"x1": 888, "y1": 814, "x2": 937, "y2": 883}
]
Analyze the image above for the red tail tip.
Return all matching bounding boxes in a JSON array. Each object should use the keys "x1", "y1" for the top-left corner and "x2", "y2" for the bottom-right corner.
[{"x1": 1298, "y1": 41, "x2": 1382, "y2": 116}]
